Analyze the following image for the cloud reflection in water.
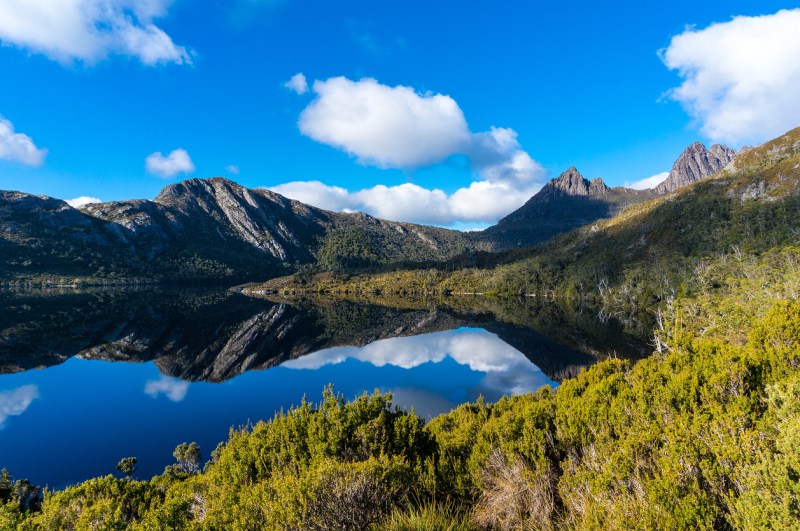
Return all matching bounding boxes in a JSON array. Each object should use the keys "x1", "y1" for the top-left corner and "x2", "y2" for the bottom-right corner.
[
  {"x1": 282, "y1": 328, "x2": 555, "y2": 412},
  {"x1": 144, "y1": 376, "x2": 190, "y2": 402},
  {"x1": 0, "y1": 384, "x2": 40, "y2": 428}
]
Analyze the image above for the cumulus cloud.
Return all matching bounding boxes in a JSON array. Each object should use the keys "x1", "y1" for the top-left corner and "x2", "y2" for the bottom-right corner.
[
  {"x1": 469, "y1": 127, "x2": 543, "y2": 185},
  {"x1": 270, "y1": 180, "x2": 355, "y2": 212},
  {"x1": 144, "y1": 376, "x2": 189, "y2": 402},
  {"x1": 626, "y1": 171, "x2": 669, "y2": 190},
  {"x1": 0, "y1": 0, "x2": 190, "y2": 65},
  {"x1": 0, "y1": 385, "x2": 39, "y2": 428},
  {"x1": 0, "y1": 116, "x2": 47, "y2": 166},
  {"x1": 145, "y1": 148, "x2": 195, "y2": 178},
  {"x1": 284, "y1": 72, "x2": 308, "y2": 95},
  {"x1": 278, "y1": 76, "x2": 546, "y2": 225},
  {"x1": 269, "y1": 179, "x2": 541, "y2": 226},
  {"x1": 662, "y1": 9, "x2": 800, "y2": 145},
  {"x1": 66, "y1": 196, "x2": 102, "y2": 208},
  {"x1": 299, "y1": 77, "x2": 473, "y2": 168}
]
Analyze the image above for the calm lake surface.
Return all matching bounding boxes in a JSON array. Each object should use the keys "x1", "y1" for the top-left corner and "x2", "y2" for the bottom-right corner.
[{"x1": 0, "y1": 288, "x2": 649, "y2": 488}]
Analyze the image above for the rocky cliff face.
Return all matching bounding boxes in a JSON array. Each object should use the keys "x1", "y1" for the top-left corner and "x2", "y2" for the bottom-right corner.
[
  {"x1": 82, "y1": 177, "x2": 324, "y2": 265},
  {"x1": 535, "y1": 167, "x2": 610, "y2": 199},
  {"x1": 1, "y1": 177, "x2": 475, "y2": 284},
  {"x1": 654, "y1": 142, "x2": 736, "y2": 194},
  {"x1": 478, "y1": 168, "x2": 655, "y2": 250}
]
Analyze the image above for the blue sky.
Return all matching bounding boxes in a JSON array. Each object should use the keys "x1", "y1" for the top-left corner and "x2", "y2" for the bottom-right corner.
[{"x1": 0, "y1": 1, "x2": 798, "y2": 228}]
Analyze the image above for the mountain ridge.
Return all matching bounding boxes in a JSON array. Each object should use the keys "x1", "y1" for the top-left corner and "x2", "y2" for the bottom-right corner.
[
  {"x1": 478, "y1": 167, "x2": 656, "y2": 250},
  {"x1": 0, "y1": 177, "x2": 477, "y2": 285},
  {"x1": 476, "y1": 140, "x2": 736, "y2": 250},
  {"x1": 0, "y1": 139, "x2": 740, "y2": 285}
]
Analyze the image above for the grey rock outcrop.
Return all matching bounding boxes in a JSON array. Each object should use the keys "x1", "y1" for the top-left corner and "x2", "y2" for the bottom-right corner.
[
  {"x1": 478, "y1": 168, "x2": 655, "y2": 250},
  {"x1": 654, "y1": 142, "x2": 736, "y2": 194},
  {"x1": 1, "y1": 177, "x2": 477, "y2": 283},
  {"x1": 535, "y1": 167, "x2": 611, "y2": 199}
]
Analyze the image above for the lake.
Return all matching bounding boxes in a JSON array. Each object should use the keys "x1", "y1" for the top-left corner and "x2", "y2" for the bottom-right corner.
[{"x1": 0, "y1": 288, "x2": 649, "y2": 488}]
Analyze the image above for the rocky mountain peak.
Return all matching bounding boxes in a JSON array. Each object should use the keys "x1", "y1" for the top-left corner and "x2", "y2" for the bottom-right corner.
[
  {"x1": 156, "y1": 177, "x2": 243, "y2": 205},
  {"x1": 545, "y1": 167, "x2": 609, "y2": 198},
  {"x1": 551, "y1": 167, "x2": 588, "y2": 194},
  {"x1": 655, "y1": 142, "x2": 736, "y2": 194}
]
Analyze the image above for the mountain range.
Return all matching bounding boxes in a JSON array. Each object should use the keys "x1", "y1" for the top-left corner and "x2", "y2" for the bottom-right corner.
[
  {"x1": 262, "y1": 126, "x2": 800, "y2": 312},
  {"x1": 479, "y1": 141, "x2": 737, "y2": 249},
  {"x1": 0, "y1": 178, "x2": 477, "y2": 285},
  {"x1": 0, "y1": 139, "x2": 738, "y2": 285}
]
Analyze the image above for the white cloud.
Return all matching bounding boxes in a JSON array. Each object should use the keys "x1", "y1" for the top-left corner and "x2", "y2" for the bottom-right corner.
[
  {"x1": 0, "y1": 0, "x2": 190, "y2": 66},
  {"x1": 225, "y1": 164, "x2": 240, "y2": 175},
  {"x1": 662, "y1": 9, "x2": 800, "y2": 145},
  {"x1": 277, "y1": 76, "x2": 546, "y2": 226},
  {"x1": 144, "y1": 376, "x2": 189, "y2": 402},
  {"x1": 0, "y1": 385, "x2": 39, "y2": 428},
  {"x1": 284, "y1": 72, "x2": 308, "y2": 95},
  {"x1": 0, "y1": 116, "x2": 47, "y2": 166},
  {"x1": 469, "y1": 127, "x2": 542, "y2": 185},
  {"x1": 270, "y1": 180, "x2": 355, "y2": 211},
  {"x1": 66, "y1": 196, "x2": 102, "y2": 207},
  {"x1": 145, "y1": 148, "x2": 195, "y2": 178},
  {"x1": 299, "y1": 77, "x2": 472, "y2": 168},
  {"x1": 269, "y1": 179, "x2": 541, "y2": 226},
  {"x1": 625, "y1": 171, "x2": 669, "y2": 190}
]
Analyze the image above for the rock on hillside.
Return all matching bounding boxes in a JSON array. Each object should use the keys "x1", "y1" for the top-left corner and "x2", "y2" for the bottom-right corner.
[
  {"x1": 654, "y1": 142, "x2": 736, "y2": 194},
  {"x1": 477, "y1": 168, "x2": 655, "y2": 250}
]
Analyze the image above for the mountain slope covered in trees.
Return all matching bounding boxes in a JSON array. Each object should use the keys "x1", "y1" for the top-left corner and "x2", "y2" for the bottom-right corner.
[{"x1": 260, "y1": 127, "x2": 800, "y2": 327}]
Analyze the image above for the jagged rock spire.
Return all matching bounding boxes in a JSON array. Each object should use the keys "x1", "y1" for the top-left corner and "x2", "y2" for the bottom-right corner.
[{"x1": 655, "y1": 142, "x2": 736, "y2": 193}]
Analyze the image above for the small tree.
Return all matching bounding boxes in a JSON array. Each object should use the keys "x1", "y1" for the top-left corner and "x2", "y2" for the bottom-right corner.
[
  {"x1": 0, "y1": 469, "x2": 41, "y2": 512},
  {"x1": 173, "y1": 442, "x2": 202, "y2": 474},
  {"x1": 116, "y1": 457, "x2": 137, "y2": 479},
  {"x1": 0, "y1": 469, "x2": 13, "y2": 502}
]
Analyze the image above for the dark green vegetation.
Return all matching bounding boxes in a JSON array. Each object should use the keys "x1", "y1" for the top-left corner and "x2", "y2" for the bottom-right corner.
[{"x1": 2, "y1": 296, "x2": 799, "y2": 529}]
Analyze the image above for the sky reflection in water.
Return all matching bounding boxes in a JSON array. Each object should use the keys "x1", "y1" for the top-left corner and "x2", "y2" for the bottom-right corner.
[{"x1": 0, "y1": 327, "x2": 553, "y2": 488}]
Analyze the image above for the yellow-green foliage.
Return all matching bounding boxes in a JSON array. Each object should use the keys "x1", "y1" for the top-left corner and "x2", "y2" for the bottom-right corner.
[
  {"x1": 379, "y1": 500, "x2": 477, "y2": 530},
  {"x1": 26, "y1": 476, "x2": 165, "y2": 530},
  {"x1": 7, "y1": 300, "x2": 799, "y2": 529}
]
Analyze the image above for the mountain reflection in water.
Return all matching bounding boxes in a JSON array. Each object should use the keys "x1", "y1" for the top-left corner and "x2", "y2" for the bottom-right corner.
[{"x1": 0, "y1": 288, "x2": 650, "y2": 487}]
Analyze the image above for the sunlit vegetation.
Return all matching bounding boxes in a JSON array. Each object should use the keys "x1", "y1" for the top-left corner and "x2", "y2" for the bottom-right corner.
[{"x1": 2, "y1": 291, "x2": 798, "y2": 528}]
